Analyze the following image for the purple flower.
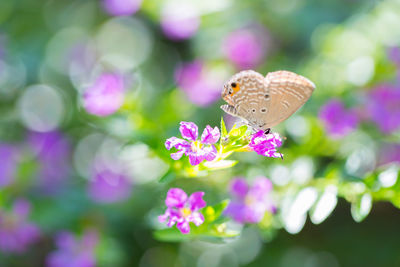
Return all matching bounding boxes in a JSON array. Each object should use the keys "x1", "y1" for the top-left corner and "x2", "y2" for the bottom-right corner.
[
  {"x1": 158, "y1": 188, "x2": 206, "y2": 234},
  {"x1": 102, "y1": 0, "x2": 142, "y2": 16},
  {"x1": 223, "y1": 27, "x2": 269, "y2": 69},
  {"x1": 319, "y1": 99, "x2": 359, "y2": 138},
  {"x1": 388, "y1": 47, "x2": 400, "y2": 66},
  {"x1": 46, "y1": 230, "x2": 98, "y2": 267},
  {"x1": 160, "y1": 5, "x2": 200, "y2": 40},
  {"x1": 0, "y1": 144, "x2": 19, "y2": 188},
  {"x1": 379, "y1": 143, "x2": 400, "y2": 166},
  {"x1": 88, "y1": 167, "x2": 132, "y2": 204},
  {"x1": 366, "y1": 84, "x2": 400, "y2": 134},
  {"x1": 28, "y1": 131, "x2": 71, "y2": 192},
  {"x1": 224, "y1": 177, "x2": 275, "y2": 224},
  {"x1": 0, "y1": 199, "x2": 40, "y2": 253},
  {"x1": 249, "y1": 130, "x2": 282, "y2": 158},
  {"x1": 83, "y1": 72, "x2": 125, "y2": 117},
  {"x1": 165, "y1": 122, "x2": 220, "y2": 166},
  {"x1": 174, "y1": 61, "x2": 224, "y2": 106}
]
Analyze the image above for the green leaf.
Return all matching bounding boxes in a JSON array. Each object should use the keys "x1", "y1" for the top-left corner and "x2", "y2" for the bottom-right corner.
[
  {"x1": 204, "y1": 200, "x2": 229, "y2": 223},
  {"x1": 202, "y1": 160, "x2": 237, "y2": 170},
  {"x1": 351, "y1": 193, "x2": 372, "y2": 222},
  {"x1": 159, "y1": 171, "x2": 175, "y2": 183},
  {"x1": 221, "y1": 117, "x2": 228, "y2": 138}
]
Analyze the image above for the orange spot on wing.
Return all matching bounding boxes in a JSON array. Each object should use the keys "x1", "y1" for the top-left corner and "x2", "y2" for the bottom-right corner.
[{"x1": 231, "y1": 84, "x2": 241, "y2": 95}]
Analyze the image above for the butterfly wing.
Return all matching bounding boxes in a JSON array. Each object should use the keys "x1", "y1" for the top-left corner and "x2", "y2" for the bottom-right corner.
[
  {"x1": 261, "y1": 70, "x2": 315, "y2": 128},
  {"x1": 228, "y1": 70, "x2": 271, "y2": 127}
]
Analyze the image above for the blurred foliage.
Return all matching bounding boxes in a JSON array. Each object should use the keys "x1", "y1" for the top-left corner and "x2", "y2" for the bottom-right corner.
[{"x1": 0, "y1": 0, "x2": 400, "y2": 266}]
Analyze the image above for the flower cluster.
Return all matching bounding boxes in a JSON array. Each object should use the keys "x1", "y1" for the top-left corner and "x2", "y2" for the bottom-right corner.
[
  {"x1": 0, "y1": 199, "x2": 40, "y2": 253},
  {"x1": 249, "y1": 130, "x2": 282, "y2": 158},
  {"x1": 83, "y1": 72, "x2": 125, "y2": 117},
  {"x1": 159, "y1": 188, "x2": 206, "y2": 234},
  {"x1": 165, "y1": 122, "x2": 220, "y2": 166},
  {"x1": 46, "y1": 230, "x2": 98, "y2": 267},
  {"x1": 319, "y1": 99, "x2": 359, "y2": 138},
  {"x1": 366, "y1": 84, "x2": 400, "y2": 134},
  {"x1": 224, "y1": 177, "x2": 276, "y2": 224},
  {"x1": 174, "y1": 61, "x2": 224, "y2": 107}
]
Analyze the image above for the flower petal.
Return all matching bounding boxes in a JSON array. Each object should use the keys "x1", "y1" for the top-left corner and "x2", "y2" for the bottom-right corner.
[
  {"x1": 249, "y1": 176, "x2": 273, "y2": 200},
  {"x1": 165, "y1": 188, "x2": 187, "y2": 208},
  {"x1": 188, "y1": 192, "x2": 206, "y2": 210},
  {"x1": 200, "y1": 125, "x2": 220, "y2": 144},
  {"x1": 188, "y1": 211, "x2": 204, "y2": 226},
  {"x1": 165, "y1": 137, "x2": 190, "y2": 150},
  {"x1": 188, "y1": 153, "x2": 204, "y2": 166},
  {"x1": 223, "y1": 201, "x2": 247, "y2": 223},
  {"x1": 203, "y1": 145, "x2": 217, "y2": 162},
  {"x1": 176, "y1": 220, "x2": 190, "y2": 234},
  {"x1": 179, "y1": 122, "x2": 198, "y2": 141},
  {"x1": 170, "y1": 150, "x2": 185, "y2": 160},
  {"x1": 230, "y1": 178, "x2": 249, "y2": 199},
  {"x1": 249, "y1": 131, "x2": 282, "y2": 158}
]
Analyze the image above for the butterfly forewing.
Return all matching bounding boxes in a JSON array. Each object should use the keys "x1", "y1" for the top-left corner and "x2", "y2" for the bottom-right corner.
[{"x1": 262, "y1": 70, "x2": 315, "y2": 128}]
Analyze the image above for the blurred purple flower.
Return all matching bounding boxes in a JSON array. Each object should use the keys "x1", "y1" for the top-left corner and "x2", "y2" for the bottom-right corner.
[
  {"x1": 159, "y1": 188, "x2": 206, "y2": 234},
  {"x1": 224, "y1": 177, "x2": 275, "y2": 224},
  {"x1": 378, "y1": 143, "x2": 400, "y2": 166},
  {"x1": 0, "y1": 199, "x2": 40, "y2": 253},
  {"x1": 88, "y1": 167, "x2": 132, "y2": 204},
  {"x1": 175, "y1": 61, "x2": 223, "y2": 106},
  {"x1": 46, "y1": 230, "x2": 98, "y2": 267},
  {"x1": 83, "y1": 72, "x2": 125, "y2": 117},
  {"x1": 28, "y1": 131, "x2": 71, "y2": 192},
  {"x1": 388, "y1": 47, "x2": 400, "y2": 66},
  {"x1": 0, "y1": 144, "x2": 18, "y2": 188},
  {"x1": 165, "y1": 122, "x2": 220, "y2": 166},
  {"x1": 249, "y1": 130, "x2": 282, "y2": 158},
  {"x1": 102, "y1": 0, "x2": 142, "y2": 16},
  {"x1": 161, "y1": 5, "x2": 200, "y2": 40},
  {"x1": 223, "y1": 27, "x2": 269, "y2": 69},
  {"x1": 319, "y1": 99, "x2": 359, "y2": 138},
  {"x1": 366, "y1": 84, "x2": 400, "y2": 134}
]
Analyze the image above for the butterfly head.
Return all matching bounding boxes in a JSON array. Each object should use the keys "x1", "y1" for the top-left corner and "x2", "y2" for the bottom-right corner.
[{"x1": 222, "y1": 77, "x2": 241, "y2": 105}]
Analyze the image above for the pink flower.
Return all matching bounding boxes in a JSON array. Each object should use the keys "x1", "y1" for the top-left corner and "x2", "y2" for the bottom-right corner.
[
  {"x1": 249, "y1": 130, "x2": 282, "y2": 158},
  {"x1": 223, "y1": 27, "x2": 269, "y2": 69},
  {"x1": 88, "y1": 168, "x2": 132, "y2": 204},
  {"x1": 102, "y1": 0, "x2": 142, "y2": 16},
  {"x1": 46, "y1": 230, "x2": 98, "y2": 267},
  {"x1": 319, "y1": 99, "x2": 359, "y2": 138},
  {"x1": 366, "y1": 84, "x2": 400, "y2": 134},
  {"x1": 174, "y1": 61, "x2": 223, "y2": 107},
  {"x1": 83, "y1": 72, "x2": 125, "y2": 117},
  {"x1": 224, "y1": 177, "x2": 275, "y2": 224},
  {"x1": 165, "y1": 122, "x2": 220, "y2": 166},
  {"x1": 160, "y1": 5, "x2": 200, "y2": 40},
  {"x1": 0, "y1": 199, "x2": 41, "y2": 253},
  {"x1": 158, "y1": 188, "x2": 206, "y2": 234}
]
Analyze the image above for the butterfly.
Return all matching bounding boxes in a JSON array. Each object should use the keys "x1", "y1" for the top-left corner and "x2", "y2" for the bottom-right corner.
[{"x1": 221, "y1": 70, "x2": 315, "y2": 133}]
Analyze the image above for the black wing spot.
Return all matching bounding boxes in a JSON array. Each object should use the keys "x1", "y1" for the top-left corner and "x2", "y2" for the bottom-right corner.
[
  {"x1": 252, "y1": 109, "x2": 256, "y2": 113},
  {"x1": 261, "y1": 108, "x2": 267, "y2": 113},
  {"x1": 265, "y1": 94, "x2": 270, "y2": 99}
]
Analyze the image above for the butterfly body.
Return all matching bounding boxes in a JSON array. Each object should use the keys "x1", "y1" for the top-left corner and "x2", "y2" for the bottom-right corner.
[{"x1": 221, "y1": 70, "x2": 315, "y2": 131}]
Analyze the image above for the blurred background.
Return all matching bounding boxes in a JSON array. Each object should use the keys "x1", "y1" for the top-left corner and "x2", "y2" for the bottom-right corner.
[{"x1": 0, "y1": 0, "x2": 400, "y2": 266}]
